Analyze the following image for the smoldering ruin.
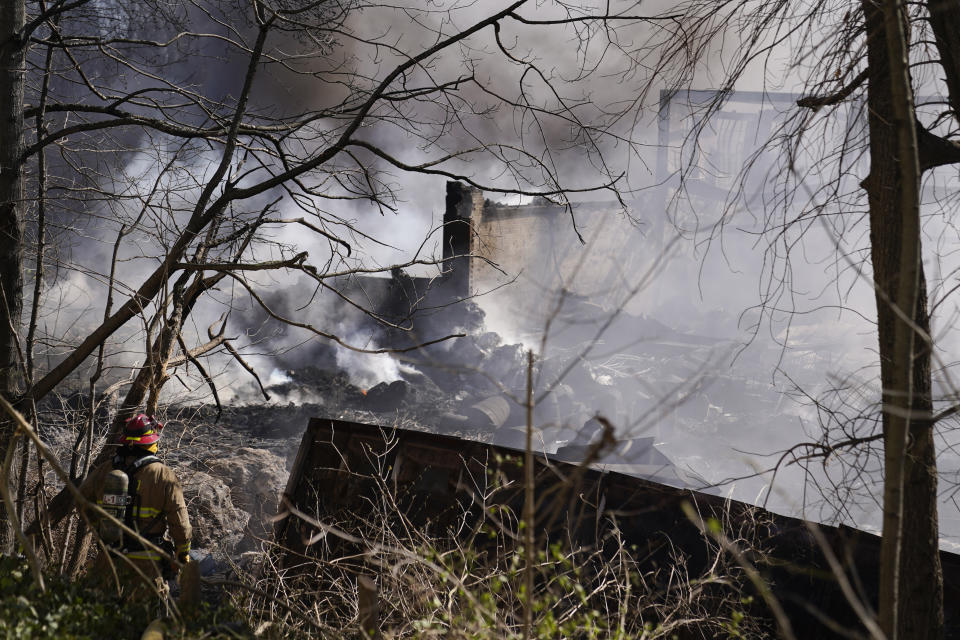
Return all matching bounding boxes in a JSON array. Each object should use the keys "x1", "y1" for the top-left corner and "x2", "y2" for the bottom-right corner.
[
  {"x1": 229, "y1": 169, "x2": 960, "y2": 637},
  {"x1": 232, "y1": 180, "x2": 743, "y2": 485},
  {"x1": 11, "y1": 0, "x2": 960, "y2": 634},
  {"x1": 31, "y1": 90, "x2": 959, "y2": 637},
  {"x1": 219, "y1": 91, "x2": 822, "y2": 503},
  {"x1": 163, "y1": 166, "x2": 958, "y2": 636}
]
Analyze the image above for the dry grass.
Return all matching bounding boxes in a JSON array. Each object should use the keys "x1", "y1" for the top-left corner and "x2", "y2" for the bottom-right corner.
[
  {"x1": 237, "y1": 439, "x2": 774, "y2": 640},
  {"x1": 6, "y1": 402, "x2": 776, "y2": 639}
]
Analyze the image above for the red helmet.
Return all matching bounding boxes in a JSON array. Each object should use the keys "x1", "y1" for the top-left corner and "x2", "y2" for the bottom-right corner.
[{"x1": 121, "y1": 414, "x2": 163, "y2": 446}]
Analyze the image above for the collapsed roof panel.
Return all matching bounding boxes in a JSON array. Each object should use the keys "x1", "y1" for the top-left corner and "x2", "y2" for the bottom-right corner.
[{"x1": 275, "y1": 417, "x2": 960, "y2": 639}]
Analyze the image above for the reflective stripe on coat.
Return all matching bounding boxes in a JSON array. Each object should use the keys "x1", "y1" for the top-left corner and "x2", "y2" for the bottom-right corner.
[{"x1": 82, "y1": 454, "x2": 192, "y2": 560}]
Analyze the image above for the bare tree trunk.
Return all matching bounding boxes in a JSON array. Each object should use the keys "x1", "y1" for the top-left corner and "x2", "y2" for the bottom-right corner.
[
  {"x1": 0, "y1": 0, "x2": 27, "y2": 549},
  {"x1": 862, "y1": 1, "x2": 943, "y2": 638}
]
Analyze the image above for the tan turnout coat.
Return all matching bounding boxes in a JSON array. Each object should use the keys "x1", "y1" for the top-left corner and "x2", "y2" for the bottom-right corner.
[{"x1": 80, "y1": 450, "x2": 192, "y2": 594}]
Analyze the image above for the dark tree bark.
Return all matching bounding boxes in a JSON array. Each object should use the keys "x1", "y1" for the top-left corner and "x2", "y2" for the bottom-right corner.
[
  {"x1": 862, "y1": 1, "x2": 943, "y2": 637},
  {"x1": 0, "y1": 0, "x2": 25, "y2": 398},
  {"x1": 0, "y1": 0, "x2": 27, "y2": 548}
]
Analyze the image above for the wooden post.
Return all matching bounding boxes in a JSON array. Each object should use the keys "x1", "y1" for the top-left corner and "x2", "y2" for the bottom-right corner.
[
  {"x1": 523, "y1": 350, "x2": 535, "y2": 640},
  {"x1": 357, "y1": 573, "x2": 380, "y2": 639},
  {"x1": 179, "y1": 559, "x2": 201, "y2": 618}
]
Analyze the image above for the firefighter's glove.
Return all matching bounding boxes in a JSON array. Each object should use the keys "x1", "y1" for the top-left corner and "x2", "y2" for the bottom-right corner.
[{"x1": 170, "y1": 552, "x2": 189, "y2": 576}]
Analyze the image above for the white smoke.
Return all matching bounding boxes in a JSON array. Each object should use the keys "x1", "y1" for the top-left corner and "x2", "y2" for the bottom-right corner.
[
  {"x1": 334, "y1": 338, "x2": 403, "y2": 390},
  {"x1": 266, "y1": 369, "x2": 293, "y2": 387}
]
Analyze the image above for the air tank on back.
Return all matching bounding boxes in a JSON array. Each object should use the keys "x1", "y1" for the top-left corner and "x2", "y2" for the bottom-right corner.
[{"x1": 100, "y1": 469, "x2": 129, "y2": 545}]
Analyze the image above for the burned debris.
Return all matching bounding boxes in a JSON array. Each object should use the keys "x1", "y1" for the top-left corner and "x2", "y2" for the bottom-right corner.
[{"x1": 231, "y1": 179, "x2": 803, "y2": 497}]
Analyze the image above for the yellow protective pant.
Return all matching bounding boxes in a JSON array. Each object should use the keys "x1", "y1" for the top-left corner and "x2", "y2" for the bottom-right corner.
[{"x1": 90, "y1": 548, "x2": 171, "y2": 602}]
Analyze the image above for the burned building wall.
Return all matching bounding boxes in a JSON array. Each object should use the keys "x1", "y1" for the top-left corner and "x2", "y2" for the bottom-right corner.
[
  {"x1": 444, "y1": 187, "x2": 655, "y2": 339},
  {"x1": 442, "y1": 181, "x2": 484, "y2": 299}
]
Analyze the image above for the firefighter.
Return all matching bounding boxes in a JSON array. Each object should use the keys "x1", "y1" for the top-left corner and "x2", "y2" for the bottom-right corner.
[{"x1": 80, "y1": 413, "x2": 192, "y2": 598}]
